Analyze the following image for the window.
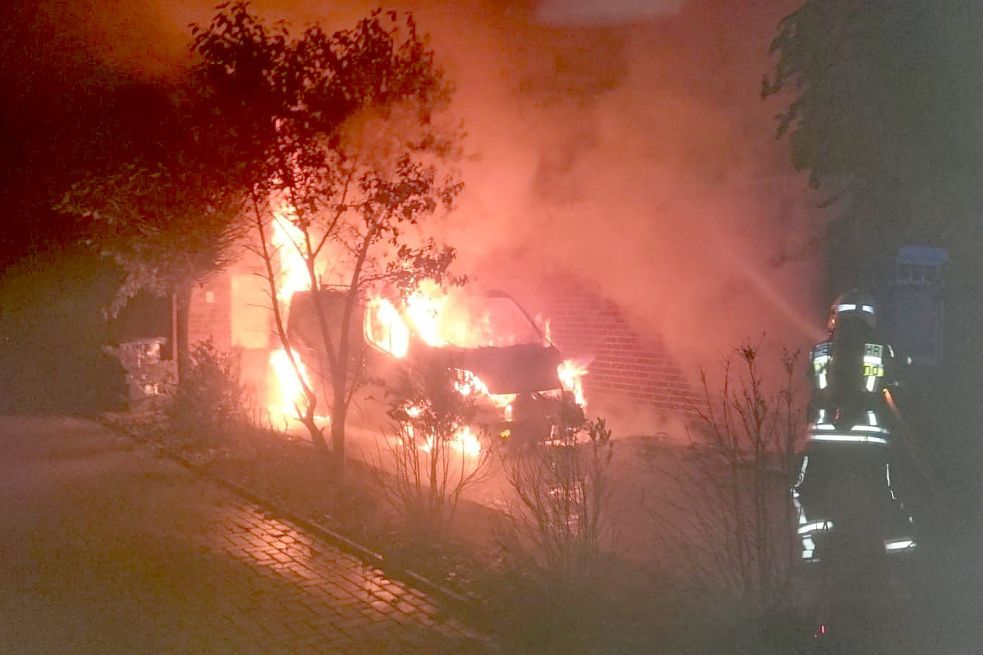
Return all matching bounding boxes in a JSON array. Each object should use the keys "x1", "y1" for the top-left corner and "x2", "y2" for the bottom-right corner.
[{"x1": 364, "y1": 297, "x2": 410, "y2": 358}]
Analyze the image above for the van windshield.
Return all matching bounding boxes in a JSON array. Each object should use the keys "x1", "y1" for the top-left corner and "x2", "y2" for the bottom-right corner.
[
  {"x1": 404, "y1": 285, "x2": 545, "y2": 349},
  {"x1": 448, "y1": 293, "x2": 543, "y2": 348}
]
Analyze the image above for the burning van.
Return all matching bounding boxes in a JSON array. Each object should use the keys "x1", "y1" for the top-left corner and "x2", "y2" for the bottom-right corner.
[{"x1": 286, "y1": 282, "x2": 587, "y2": 445}]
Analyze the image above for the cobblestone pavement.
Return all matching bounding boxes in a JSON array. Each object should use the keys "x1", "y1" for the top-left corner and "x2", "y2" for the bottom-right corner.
[{"x1": 0, "y1": 418, "x2": 491, "y2": 654}]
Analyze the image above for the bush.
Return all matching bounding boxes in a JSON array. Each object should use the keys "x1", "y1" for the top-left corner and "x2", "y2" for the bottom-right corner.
[
  {"x1": 104, "y1": 338, "x2": 175, "y2": 410},
  {"x1": 648, "y1": 344, "x2": 802, "y2": 610},
  {"x1": 483, "y1": 417, "x2": 614, "y2": 653},
  {"x1": 374, "y1": 363, "x2": 491, "y2": 540},
  {"x1": 167, "y1": 338, "x2": 254, "y2": 443},
  {"x1": 499, "y1": 417, "x2": 613, "y2": 585}
]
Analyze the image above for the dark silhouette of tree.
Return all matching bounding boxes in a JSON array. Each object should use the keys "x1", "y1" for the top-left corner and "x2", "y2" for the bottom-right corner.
[
  {"x1": 58, "y1": 92, "x2": 247, "y2": 381},
  {"x1": 762, "y1": 1, "x2": 976, "y2": 260},
  {"x1": 765, "y1": 3, "x2": 927, "y2": 189},
  {"x1": 190, "y1": 3, "x2": 463, "y2": 474}
]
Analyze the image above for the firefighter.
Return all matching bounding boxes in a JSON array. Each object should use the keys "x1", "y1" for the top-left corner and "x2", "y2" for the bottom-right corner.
[{"x1": 792, "y1": 290, "x2": 917, "y2": 564}]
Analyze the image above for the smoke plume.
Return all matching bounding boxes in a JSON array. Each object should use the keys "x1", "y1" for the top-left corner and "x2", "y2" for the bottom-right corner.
[
  {"x1": 421, "y1": 0, "x2": 826, "y2": 369},
  {"x1": 34, "y1": 0, "x2": 825, "y2": 373}
]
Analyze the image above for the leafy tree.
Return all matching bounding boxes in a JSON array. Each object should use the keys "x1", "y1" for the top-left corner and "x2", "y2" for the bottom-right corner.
[
  {"x1": 58, "y1": 90, "x2": 247, "y2": 381},
  {"x1": 762, "y1": 1, "x2": 942, "y2": 279},
  {"x1": 765, "y1": 3, "x2": 923, "y2": 188},
  {"x1": 190, "y1": 3, "x2": 463, "y2": 473},
  {"x1": 762, "y1": 2, "x2": 983, "y2": 278}
]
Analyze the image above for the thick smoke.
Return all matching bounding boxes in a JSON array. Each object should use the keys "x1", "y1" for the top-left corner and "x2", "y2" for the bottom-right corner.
[
  {"x1": 51, "y1": 0, "x2": 825, "y2": 373},
  {"x1": 422, "y1": 0, "x2": 826, "y2": 370}
]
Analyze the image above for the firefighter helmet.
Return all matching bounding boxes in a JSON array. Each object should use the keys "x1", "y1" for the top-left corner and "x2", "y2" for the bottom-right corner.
[{"x1": 828, "y1": 289, "x2": 876, "y2": 331}]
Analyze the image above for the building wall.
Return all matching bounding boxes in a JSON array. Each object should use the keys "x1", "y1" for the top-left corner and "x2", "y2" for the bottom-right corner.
[
  {"x1": 538, "y1": 280, "x2": 700, "y2": 417},
  {"x1": 188, "y1": 272, "x2": 232, "y2": 351},
  {"x1": 186, "y1": 266, "x2": 274, "y2": 404}
]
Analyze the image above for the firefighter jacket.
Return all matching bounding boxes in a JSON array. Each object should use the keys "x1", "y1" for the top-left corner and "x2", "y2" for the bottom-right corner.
[{"x1": 807, "y1": 317, "x2": 903, "y2": 441}]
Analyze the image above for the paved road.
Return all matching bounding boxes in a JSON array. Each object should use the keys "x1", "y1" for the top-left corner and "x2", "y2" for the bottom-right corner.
[{"x1": 0, "y1": 417, "x2": 489, "y2": 654}]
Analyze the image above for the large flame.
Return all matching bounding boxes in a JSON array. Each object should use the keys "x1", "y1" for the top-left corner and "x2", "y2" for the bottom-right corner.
[
  {"x1": 558, "y1": 359, "x2": 589, "y2": 408},
  {"x1": 372, "y1": 279, "x2": 591, "y2": 416},
  {"x1": 267, "y1": 213, "x2": 314, "y2": 424},
  {"x1": 364, "y1": 296, "x2": 410, "y2": 358},
  {"x1": 263, "y1": 238, "x2": 589, "y2": 435},
  {"x1": 401, "y1": 280, "x2": 538, "y2": 349},
  {"x1": 270, "y1": 213, "x2": 310, "y2": 303},
  {"x1": 269, "y1": 348, "x2": 310, "y2": 422},
  {"x1": 454, "y1": 368, "x2": 516, "y2": 415},
  {"x1": 450, "y1": 425, "x2": 482, "y2": 458},
  {"x1": 404, "y1": 280, "x2": 449, "y2": 347}
]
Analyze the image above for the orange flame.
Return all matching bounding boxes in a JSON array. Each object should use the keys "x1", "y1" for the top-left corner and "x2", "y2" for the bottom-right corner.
[
  {"x1": 398, "y1": 403, "x2": 482, "y2": 458},
  {"x1": 378, "y1": 280, "x2": 590, "y2": 413},
  {"x1": 404, "y1": 279, "x2": 449, "y2": 347},
  {"x1": 270, "y1": 213, "x2": 310, "y2": 303},
  {"x1": 454, "y1": 369, "x2": 516, "y2": 410},
  {"x1": 450, "y1": 425, "x2": 482, "y2": 457},
  {"x1": 267, "y1": 212, "x2": 316, "y2": 423},
  {"x1": 364, "y1": 296, "x2": 410, "y2": 358},
  {"x1": 269, "y1": 348, "x2": 310, "y2": 423},
  {"x1": 558, "y1": 359, "x2": 589, "y2": 408}
]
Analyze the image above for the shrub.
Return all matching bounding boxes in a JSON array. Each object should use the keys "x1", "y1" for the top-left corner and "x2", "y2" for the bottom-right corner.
[
  {"x1": 498, "y1": 417, "x2": 613, "y2": 586},
  {"x1": 648, "y1": 344, "x2": 802, "y2": 610},
  {"x1": 167, "y1": 338, "x2": 254, "y2": 443},
  {"x1": 374, "y1": 363, "x2": 492, "y2": 540},
  {"x1": 484, "y1": 417, "x2": 614, "y2": 653}
]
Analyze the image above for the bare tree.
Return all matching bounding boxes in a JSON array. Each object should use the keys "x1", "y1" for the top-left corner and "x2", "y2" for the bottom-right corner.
[
  {"x1": 649, "y1": 344, "x2": 802, "y2": 608},
  {"x1": 190, "y1": 4, "x2": 463, "y2": 473},
  {"x1": 500, "y1": 417, "x2": 614, "y2": 588}
]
